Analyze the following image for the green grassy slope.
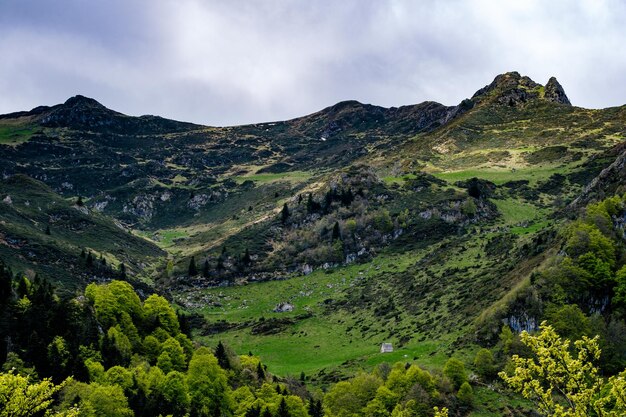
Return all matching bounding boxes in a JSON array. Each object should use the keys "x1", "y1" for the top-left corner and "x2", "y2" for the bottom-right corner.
[{"x1": 0, "y1": 175, "x2": 164, "y2": 289}]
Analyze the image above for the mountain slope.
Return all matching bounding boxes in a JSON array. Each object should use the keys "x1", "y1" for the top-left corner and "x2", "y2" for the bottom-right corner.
[
  {"x1": 1, "y1": 71, "x2": 625, "y2": 379},
  {"x1": 0, "y1": 175, "x2": 164, "y2": 290}
]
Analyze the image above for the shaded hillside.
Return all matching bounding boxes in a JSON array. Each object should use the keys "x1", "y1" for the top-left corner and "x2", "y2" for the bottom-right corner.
[{"x1": 0, "y1": 175, "x2": 164, "y2": 289}]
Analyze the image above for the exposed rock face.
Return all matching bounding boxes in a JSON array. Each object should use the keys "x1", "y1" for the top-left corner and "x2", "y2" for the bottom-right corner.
[
  {"x1": 471, "y1": 71, "x2": 571, "y2": 107},
  {"x1": 544, "y1": 76, "x2": 571, "y2": 105},
  {"x1": 472, "y1": 72, "x2": 542, "y2": 107}
]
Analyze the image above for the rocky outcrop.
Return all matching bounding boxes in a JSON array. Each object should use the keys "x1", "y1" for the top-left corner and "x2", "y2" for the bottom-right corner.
[
  {"x1": 39, "y1": 95, "x2": 198, "y2": 134},
  {"x1": 544, "y1": 76, "x2": 571, "y2": 105},
  {"x1": 471, "y1": 71, "x2": 571, "y2": 107}
]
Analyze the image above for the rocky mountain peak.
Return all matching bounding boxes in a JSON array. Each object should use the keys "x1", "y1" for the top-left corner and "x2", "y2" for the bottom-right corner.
[
  {"x1": 470, "y1": 72, "x2": 571, "y2": 108},
  {"x1": 544, "y1": 77, "x2": 571, "y2": 105},
  {"x1": 63, "y1": 95, "x2": 108, "y2": 110}
]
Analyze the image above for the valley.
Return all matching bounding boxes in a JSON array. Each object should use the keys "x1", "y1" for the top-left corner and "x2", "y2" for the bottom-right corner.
[{"x1": 2, "y1": 71, "x2": 626, "y2": 416}]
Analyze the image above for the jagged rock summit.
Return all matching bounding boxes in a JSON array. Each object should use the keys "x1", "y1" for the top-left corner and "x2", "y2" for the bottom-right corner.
[
  {"x1": 471, "y1": 71, "x2": 571, "y2": 107},
  {"x1": 545, "y1": 76, "x2": 571, "y2": 105}
]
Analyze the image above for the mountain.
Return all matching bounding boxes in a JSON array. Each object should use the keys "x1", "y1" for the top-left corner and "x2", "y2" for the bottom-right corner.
[{"x1": 1, "y1": 71, "x2": 626, "y2": 386}]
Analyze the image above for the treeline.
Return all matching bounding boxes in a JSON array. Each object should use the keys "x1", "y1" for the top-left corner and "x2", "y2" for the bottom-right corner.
[{"x1": 1, "y1": 273, "x2": 474, "y2": 416}]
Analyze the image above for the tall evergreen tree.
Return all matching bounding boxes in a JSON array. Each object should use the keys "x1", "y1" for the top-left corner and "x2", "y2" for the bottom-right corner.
[
  {"x1": 256, "y1": 361, "x2": 266, "y2": 380},
  {"x1": 242, "y1": 249, "x2": 251, "y2": 266},
  {"x1": 331, "y1": 221, "x2": 341, "y2": 241},
  {"x1": 45, "y1": 225, "x2": 51, "y2": 235},
  {"x1": 86, "y1": 252, "x2": 94, "y2": 267},
  {"x1": 76, "y1": 196, "x2": 84, "y2": 206},
  {"x1": 215, "y1": 341, "x2": 230, "y2": 369},
  {"x1": 80, "y1": 249, "x2": 86, "y2": 259},
  {"x1": 188, "y1": 256, "x2": 198, "y2": 276},
  {"x1": 277, "y1": 397, "x2": 290, "y2": 417},
  {"x1": 0, "y1": 260, "x2": 12, "y2": 303},
  {"x1": 245, "y1": 405, "x2": 262, "y2": 417},
  {"x1": 281, "y1": 203, "x2": 290, "y2": 224},
  {"x1": 203, "y1": 259, "x2": 210, "y2": 278},
  {"x1": 261, "y1": 407, "x2": 272, "y2": 417},
  {"x1": 119, "y1": 262, "x2": 126, "y2": 279},
  {"x1": 308, "y1": 399, "x2": 323, "y2": 417}
]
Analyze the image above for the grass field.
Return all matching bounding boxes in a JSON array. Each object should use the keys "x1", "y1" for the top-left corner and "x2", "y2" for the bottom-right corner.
[
  {"x1": 431, "y1": 164, "x2": 573, "y2": 186},
  {"x1": 0, "y1": 123, "x2": 37, "y2": 145},
  {"x1": 232, "y1": 171, "x2": 313, "y2": 185}
]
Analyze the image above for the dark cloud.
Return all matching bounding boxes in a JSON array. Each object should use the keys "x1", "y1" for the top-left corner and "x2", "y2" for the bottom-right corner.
[{"x1": 0, "y1": 0, "x2": 625, "y2": 126}]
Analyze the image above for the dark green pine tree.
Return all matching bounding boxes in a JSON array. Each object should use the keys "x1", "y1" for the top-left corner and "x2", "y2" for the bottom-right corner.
[
  {"x1": 300, "y1": 371, "x2": 306, "y2": 381},
  {"x1": 308, "y1": 399, "x2": 323, "y2": 417},
  {"x1": 340, "y1": 188, "x2": 354, "y2": 206},
  {"x1": 0, "y1": 260, "x2": 12, "y2": 302},
  {"x1": 45, "y1": 225, "x2": 50, "y2": 235},
  {"x1": 100, "y1": 254, "x2": 106, "y2": 266},
  {"x1": 119, "y1": 262, "x2": 126, "y2": 279},
  {"x1": 86, "y1": 252, "x2": 94, "y2": 267},
  {"x1": 281, "y1": 203, "x2": 290, "y2": 224},
  {"x1": 261, "y1": 408, "x2": 272, "y2": 417},
  {"x1": 188, "y1": 256, "x2": 198, "y2": 276},
  {"x1": 76, "y1": 196, "x2": 84, "y2": 206},
  {"x1": 242, "y1": 248, "x2": 251, "y2": 266},
  {"x1": 215, "y1": 341, "x2": 230, "y2": 369},
  {"x1": 80, "y1": 249, "x2": 86, "y2": 259},
  {"x1": 203, "y1": 259, "x2": 210, "y2": 278},
  {"x1": 331, "y1": 221, "x2": 341, "y2": 241},
  {"x1": 245, "y1": 405, "x2": 262, "y2": 417},
  {"x1": 306, "y1": 193, "x2": 315, "y2": 213},
  {"x1": 256, "y1": 361, "x2": 266, "y2": 380},
  {"x1": 277, "y1": 397, "x2": 290, "y2": 417}
]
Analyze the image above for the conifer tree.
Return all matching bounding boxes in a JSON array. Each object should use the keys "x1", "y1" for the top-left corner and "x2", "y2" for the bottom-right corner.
[
  {"x1": 308, "y1": 399, "x2": 323, "y2": 417},
  {"x1": 215, "y1": 341, "x2": 230, "y2": 369},
  {"x1": 80, "y1": 249, "x2": 85, "y2": 259},
  {"x1": 86, "y1": 252, "x2": 94, "y2": 267},
  {"x1": 202, "y1": 259, "x2": 210, "y2": 278},
  {"x1": 332, "y1": 221, "x2": 341, "y2": 241},
  {"x1": 76, "y1": 196, "x2": 84, "y2": 206},
  {"x1": 119, "y1": 262, "x2": 126, "y2": 279},
  {"x1": 306, "y1": 193, "x2": 314, "y2": 213},
  {"x1": 281, "y1": 203, "x2": 290, "y2": 224},
  {"x1": 256, "y1": 361, "x2": 266, "y2": 380},
  {"x1": 45, "y1": 225, "x2": 50, "y2": 235},
  {"x1": 188, "y1": 256, "x2": 198, "y2": 276},
  {"x1": 242, "y1": 248, "x2": 251, "y2": 266},
  {"x1": 277, "y1": 397, "x2": 290, "y2": 417},
  {"x1": 246, "y1": 405, "x2": 262, "y2": 417},
  {"x1": 0, "y1": 260, "x2": 12, "y2": 302}
]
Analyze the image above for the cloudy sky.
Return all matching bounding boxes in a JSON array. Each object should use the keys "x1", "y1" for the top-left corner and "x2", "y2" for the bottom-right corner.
[{"x1": 0, "y1": 0, "x2": 625, "y2": 126}]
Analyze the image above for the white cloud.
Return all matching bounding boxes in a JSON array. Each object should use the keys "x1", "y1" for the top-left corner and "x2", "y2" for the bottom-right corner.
[{"x1": 0, "y1": 0, "x2": 624, "y2": 125}]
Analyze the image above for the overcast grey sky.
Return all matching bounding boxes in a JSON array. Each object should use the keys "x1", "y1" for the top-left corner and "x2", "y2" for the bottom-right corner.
[{"x1": 0, "y1": 0, "x2": 625, "y2": 126}]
